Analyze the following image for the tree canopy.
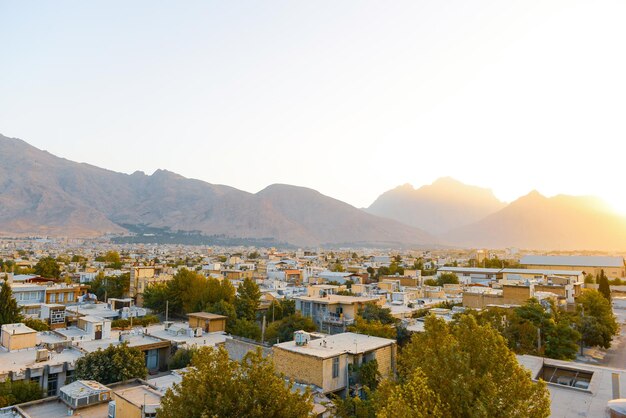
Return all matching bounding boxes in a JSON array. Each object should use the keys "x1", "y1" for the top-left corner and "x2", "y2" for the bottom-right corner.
[
  {"x1": 75, "y1": 343, "x2": 147, "y2": 384},
  {"x1": 577, "y1": 289, "x2": 618, "y2": 349},
  {"x1": 0, "y1": 280, "x2": 22, "y2": 326},
  {"x1": 158, "y1": 346, "x2": 312, "y2": 418},
  {"x1": 235, "y1": 277, "x2": 261, "y2": 321},
  {"x1": 400, "y1": 315, "x2": 550, "y2": 417},
  {"x1": 34, "y1": 256, "x2": 61, "y2": 278},
  {"x1": 0, "y1": 379, "x2": 43, "y2": 408}
]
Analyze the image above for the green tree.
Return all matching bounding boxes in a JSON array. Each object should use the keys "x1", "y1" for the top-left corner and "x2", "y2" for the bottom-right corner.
[
  {"x1": 0, "y1": 280, "x2": 22, "y2": 326},
  {"x1": 143, "y1": 282, "x2": 169, "y2": 314},
  {"x1": 230, "y1": 319, "x2": 262, "y2": 341},
  {"x1": 265, "y1": 313, "x2": 317, "y2": 343},
  {"x1": 104, "y1": 250, "x2": 121, "y2": 264},
  {"x1": 400, "y1": 315, "x2": 550, "y2": 418},
  {"x1": 235, "y1": 278, "x2": 261, "y2": 321},
  {"x1": 598, "y1": 270, "x2": 611, "y2": 302},
  {"x1": 89, "y1": 272, "x2": 130, "y2": 301},
  {"x1": 578, "y1": 289, "x2": 618, "y2": 349},
  {"x1": 436, "y1": 272, "x2": 459, "y2": 286},
  {"x1": 158, "y1": 346, "x2": 312, "y2": 418},
  {"x1": 359, "y1": 303, "x2": 396, "y2": 325},
  {"x1": 349, "y1": 318, "x2": 396, "y2": 339},
  {"x1": 354, "y1": 359, "x2": 381, "y2": 391},
  {"x1": 0, "y1": 379, "x2": 44, "y2": 407},
  {"x1": 75, "y1": 343, "x2": 147, "y2": 384},
  {"x1": 34, "y1": 256, "x2": 61, "y2": 278},
  {"x1": 168, "y1": 347, "x2": 198, "y2": 370},
  {"x1": 376, "y1": 368, "x2": 447, "y2": 418}
]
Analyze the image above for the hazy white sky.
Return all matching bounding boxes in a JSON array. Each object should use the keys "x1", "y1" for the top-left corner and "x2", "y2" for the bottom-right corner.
[{"x1": 1, "y1": 1, "x2": 626, "y2": 211}]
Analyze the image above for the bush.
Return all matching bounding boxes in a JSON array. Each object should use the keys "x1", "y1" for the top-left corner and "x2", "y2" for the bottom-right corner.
[
  {"x1": 23, "y1": 318, "x2": 50, "y2": 331},
  {"x1": 168, "y1": 347, "x2": 197, "y2": 370},
  {"x1": 111, "y1": 315, "x2": 160, "y2": 329}
]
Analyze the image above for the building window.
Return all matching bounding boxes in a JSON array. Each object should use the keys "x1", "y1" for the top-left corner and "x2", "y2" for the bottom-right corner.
[
  {"x1": 332, "y1": 357, "x2": 340, "y2": 378},
  {"x1": 49, "y1": 293, "x2": 56, "y2": 303},
  {"x1": 58, "y1": 293, "x2": 65, "y2": 302},
  {"x1": 65, "y1": 369, "x2": 75, "y2": 384},
  {"x1": 47, "y1": 373, "x2": 58, "y2": 396},
  {"x1": 67, "y1": 292, "x2": 74, "y2": 302}
]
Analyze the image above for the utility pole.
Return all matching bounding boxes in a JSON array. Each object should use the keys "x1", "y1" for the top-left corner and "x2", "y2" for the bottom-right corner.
[
  {"x1": 261, "y1": 315, "x2": 266, "y2": 344},
  {"x1": 165, "y1": 300, "x2": 169, "y2": 322}
]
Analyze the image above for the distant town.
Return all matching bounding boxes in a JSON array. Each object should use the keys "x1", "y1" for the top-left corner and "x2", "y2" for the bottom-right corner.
[{"x1": 0, "y1": 238, "x2": 623, "y2": 417}]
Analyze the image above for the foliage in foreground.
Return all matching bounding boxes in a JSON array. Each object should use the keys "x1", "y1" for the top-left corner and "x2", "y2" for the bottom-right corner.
[
  {"x1": 158, "y1": 346, "x2": 313, "y2": 418},
  {"x1": 336, "y1": 315, "x2": 551, "y2": 418}
]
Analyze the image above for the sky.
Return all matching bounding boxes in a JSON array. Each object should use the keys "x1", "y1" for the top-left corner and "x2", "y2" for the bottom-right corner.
[{"x1": 1, "y1": 1, "x2": 626, "y2": 212}]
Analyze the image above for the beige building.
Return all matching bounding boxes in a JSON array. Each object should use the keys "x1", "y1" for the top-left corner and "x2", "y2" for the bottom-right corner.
[
  {"x1": 113, "y1": 385, "x2": 162, "y2": 418},
  {"x1": 273, "y1": 331, "x2": 396, "y2": 395},
  {"x1": 1, "y1": 323, "x2": 37, "y2": 351},
  {"x1": 129, "y1": 266, "x2": 170, "y2": 306},
  {"x1": 520, "y1": 255, "x2": 626, "y2": 279},
  {"x1": 187, "y1": 312, "x2": 227, "y2": 333},
  {"x1": 296, "y1": 294, "x2": 384, "y2": 332},
  {"x1": 462, "y1": 284, "x2": 562, "y2": 309}
]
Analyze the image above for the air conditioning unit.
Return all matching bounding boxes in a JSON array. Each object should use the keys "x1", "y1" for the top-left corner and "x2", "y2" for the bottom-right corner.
[
  {"x1": 36, "y1": 349, "x2": 50, "y2": 362},
  {"x1": 193, "y1": 327, "x2": 203, "y2": 337}
]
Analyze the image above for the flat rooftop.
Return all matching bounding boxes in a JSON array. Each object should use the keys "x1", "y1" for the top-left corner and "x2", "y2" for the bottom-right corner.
[
  {"x1": 78, "y1": 330, "x2": 168, "y2": 353},
  {"x1": 146, "y1": 323, "x2": 227, "y2": 347},
  {"x1": 18, "y1": 380, "x2": 143, "y2": 418},
  {"x1": 520, "y1": 255, "x2": 624, "y2": 268},
  {"x1": 0, "y1": 346, "x2": 83, "y2": 374},
  {"x1": 274, "y1": 332, "x2": 395, "y2": 359},
  {"x1": 66, "y1": 304, "x2": 118, "y2": 319},
  {"x1": 114, "y1": 385, "x2": 161, "y2": 408},
  {"x1": 296, "y1": 294, "x2": 380, "y2": 304},
  {"x1": 518, "y1": 354, "x2": 626, "y2": 417},
  {"x1": 1, "y1": 323, "x2": 36, "y2": 335},
  {"x1": 186, "y1": 312, "x2": 227, "y2": 320}
]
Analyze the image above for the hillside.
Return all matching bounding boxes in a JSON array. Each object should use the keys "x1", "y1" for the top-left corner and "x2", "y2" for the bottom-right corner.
[
  {"x1": 443, "y1": 191, "x2": 626, "y2": 250},
  {"x1": 0, "y1": 134, "x2": 434, "y2": 247}
]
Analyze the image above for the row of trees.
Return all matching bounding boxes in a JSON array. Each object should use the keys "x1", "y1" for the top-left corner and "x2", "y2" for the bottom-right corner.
[
  {"x1": 465, "y1": 289, "x2": 618, "y2": 360},
  {"x1": 144, "y1": 269, "x2": 318, "y2": 343}
]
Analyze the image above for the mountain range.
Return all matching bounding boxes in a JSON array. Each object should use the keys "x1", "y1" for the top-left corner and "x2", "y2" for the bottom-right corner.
[
  {"x1": 2, "y1": 133, "x2": 626, "y2": 250},
  {"x1": 0, "y1": 134, "x2": 434, "y2": 247}
]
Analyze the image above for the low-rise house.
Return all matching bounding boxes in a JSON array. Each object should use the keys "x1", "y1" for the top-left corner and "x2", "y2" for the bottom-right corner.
[
  {"x1": 273, "y1": 331, "x2": 396, "y2": 396},
  {"x1": 295, "y1": 294, "x2": 384, "y2": 332},
  {"x1": 187, "y1": 312, "x2": 227, "y2": 333},
  {"x1": 0, "y1": 324, "x2": 82, "y2": 397}
]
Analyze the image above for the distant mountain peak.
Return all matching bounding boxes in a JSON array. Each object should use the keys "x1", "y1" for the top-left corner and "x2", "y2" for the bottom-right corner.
[{"x1": 366, "y1": 177, "x2": 506, "y2": 234}]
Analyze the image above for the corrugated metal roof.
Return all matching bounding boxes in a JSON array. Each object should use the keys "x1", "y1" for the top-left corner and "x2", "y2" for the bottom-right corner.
[{"x1": 520, "y1": 255, "x2": 624, "y2": 268}]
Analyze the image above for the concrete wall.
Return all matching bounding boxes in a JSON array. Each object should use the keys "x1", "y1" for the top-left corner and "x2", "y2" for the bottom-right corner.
[
  {"x1": 113, "y1": 394, "x2": 141, "y2": 418},
  {"x1": 225, "y1": 338, "x2": 272, "y2": 362},
  {"x1": 273, "y1": 347, "x2": 326, "y2": 389},
  {"x1": 2, "y1": 331, "x2": 36, "y2": 351}
]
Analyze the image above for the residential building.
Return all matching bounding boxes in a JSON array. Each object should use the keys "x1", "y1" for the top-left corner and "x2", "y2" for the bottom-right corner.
[
  {"x1": 129, "y1": 266, "x2": 170, "y2": 307},
  {"x1": 295, "y1": 294, "x2": 384, "y2": 332},
  {"x1": 273, "y1": 331, "x2": 396, "y2": 395},
  {"x1": 187, "y1": 312, "x2": 227, "y2": 333}
]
